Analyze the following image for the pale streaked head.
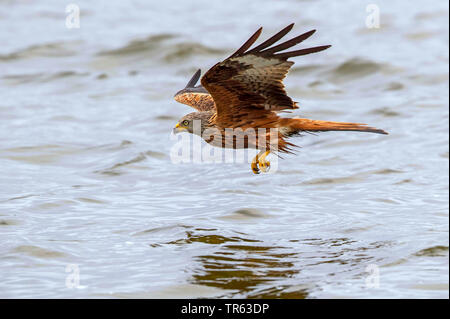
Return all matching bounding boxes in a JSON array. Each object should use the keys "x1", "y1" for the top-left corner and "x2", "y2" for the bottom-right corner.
[{"x1": 173, "y1": 111, "x2": 214, "y2": 135}]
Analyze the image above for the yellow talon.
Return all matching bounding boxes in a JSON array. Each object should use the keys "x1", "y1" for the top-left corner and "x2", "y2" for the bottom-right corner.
[
  {"x1": 260, "y1": 160, "x2": 270, "y2": 173},
  {"x1": 251, "y1": 154, "x2": 260, "y2": 174},
  {"x1": 251, "y1": 164, "x2": 260, "y2": 174},
  {"x1": 259, "y1": 150, "x2": 271, "y2": 173},
  {"x1": 250, "y1": 150, "x2": 270, "y2": 174}
]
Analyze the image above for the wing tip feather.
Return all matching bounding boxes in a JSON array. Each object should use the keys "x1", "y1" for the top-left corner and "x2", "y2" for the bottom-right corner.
[
  {"x1": 185, "y1": 69, "x2": 201, "y2": 88},
  {"x1": 274, "y1": 44, "x2": 331, "y2": 59},
  {"x1": 229, "y1": 27, "x2": 263, "y2": 58}
]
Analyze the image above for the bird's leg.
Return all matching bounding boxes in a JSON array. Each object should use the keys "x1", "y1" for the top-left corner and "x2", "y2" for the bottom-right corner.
[
  {"x1": 258, "y1": 150, "x2": 271, "y2": 173},
  {"x1": 251, "y1": 151, "x2": 263, "y2": 174},
  {"x1": 250, "y1": 150, "x2": 271, "y2": 174}
]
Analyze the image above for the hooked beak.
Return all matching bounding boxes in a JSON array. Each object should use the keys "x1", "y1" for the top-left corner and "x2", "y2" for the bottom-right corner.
[{"x1": 173, "y1": 123, "x2": 188, "y2": 134}]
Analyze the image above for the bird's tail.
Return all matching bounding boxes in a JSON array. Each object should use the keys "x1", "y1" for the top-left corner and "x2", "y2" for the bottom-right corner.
[{"x1": 279, "y1": 118, "x2": 388, "y2": 135}]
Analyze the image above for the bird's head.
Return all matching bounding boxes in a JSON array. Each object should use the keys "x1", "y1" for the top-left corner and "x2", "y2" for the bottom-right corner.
[{"x1": 173, "y1": 112, "x2": 212, "y2": 136}]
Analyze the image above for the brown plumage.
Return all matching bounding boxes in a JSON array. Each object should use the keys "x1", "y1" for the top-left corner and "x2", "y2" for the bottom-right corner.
[
  {"x1": 173, "y1": 24, "x2": 388, "y2": 174},
  {"x1": 174, "y1": 69, "x2": 215, "y2": 111}
]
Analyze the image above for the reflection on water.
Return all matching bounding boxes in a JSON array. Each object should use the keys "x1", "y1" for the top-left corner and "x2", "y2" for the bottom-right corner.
[
  {"x1": 164, "y1": 229, "x2": 303, "y2": 298},
  {"x1": 153, "y1": 228, "x2": 395, "y2": 298},
  {"x1": 193, "y1": 248, "x2": 302, "y2": 298},
  {"x1": 0, "y1": 0, "x2": 448, "y2": 298}
]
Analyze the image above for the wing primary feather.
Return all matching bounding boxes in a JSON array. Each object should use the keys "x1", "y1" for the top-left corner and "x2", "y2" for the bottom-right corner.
[
  {"x1": 229, "y1": 27, "x2": 263, "y2": 58},
  {"x1": 274, "y1": 45, "x2": 331, "y2": 59},
  {"x1": 247, "y1": 23, "x2": 294, "y2": 54},
  {"x1": 185, "y1": 69, "x2": 201, "y2": 88},
  {"x1": 261, "y1": 29, "x2": 316, "y2": 55}
]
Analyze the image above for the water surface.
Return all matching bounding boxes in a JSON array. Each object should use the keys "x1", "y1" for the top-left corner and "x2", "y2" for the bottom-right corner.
[{"x1": 0, "y1": 0, "x2": 448, "y2": 298}]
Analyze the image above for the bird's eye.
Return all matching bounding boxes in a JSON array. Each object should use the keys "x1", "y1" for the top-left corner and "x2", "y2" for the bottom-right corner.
[{"x1": 182, "y1": 120, "x2": 189, "y2": 126}]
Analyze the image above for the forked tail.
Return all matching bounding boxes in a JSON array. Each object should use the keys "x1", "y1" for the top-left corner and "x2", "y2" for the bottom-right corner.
[{"x1": 279, "y1": 118, "x2": 388, "y2": 135}]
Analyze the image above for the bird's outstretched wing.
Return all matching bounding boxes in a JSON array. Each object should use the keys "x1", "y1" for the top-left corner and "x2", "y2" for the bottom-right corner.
[
  {"x1": 174, "y1": 69, "x2": 216, "y2": 111},
  {"x1": 201, "y1": 24, "x2": 331, "y2": 127}
]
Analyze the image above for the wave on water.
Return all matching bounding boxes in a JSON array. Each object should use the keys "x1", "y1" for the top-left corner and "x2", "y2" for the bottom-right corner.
[
  {"x1": 97, "y1": 34, "x2": 178, "y2": 56},
  {"x1": 3, "y1": 71, "x2": 90, "y2": 85},
  {"x1": 97, "y1": 33, "x2": 226, "y2": 63},
  {"x1": 0, "y1": 42, "x2": 79, "y2": 61},
  {"x1": 327, "y1": 58, "x2": 384, "y2": 83}
]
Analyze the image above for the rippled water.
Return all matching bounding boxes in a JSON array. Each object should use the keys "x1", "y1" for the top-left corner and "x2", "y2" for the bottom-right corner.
[{"x1": 0, "y1": 0, "x2": 448, "y2": 298}]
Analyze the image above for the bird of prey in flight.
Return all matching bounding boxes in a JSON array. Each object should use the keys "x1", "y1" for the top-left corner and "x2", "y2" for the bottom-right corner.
[{"x1": 173, "y1": 23, "x2": 388, "y2": 174}]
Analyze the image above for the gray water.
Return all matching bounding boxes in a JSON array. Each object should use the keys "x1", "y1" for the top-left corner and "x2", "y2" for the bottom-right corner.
[{"x1": 0, "y1": 0, "x2": 448, "y2": 298}]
